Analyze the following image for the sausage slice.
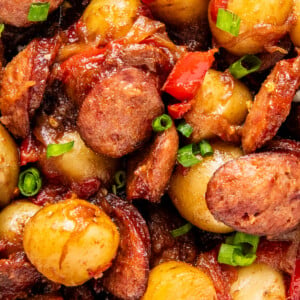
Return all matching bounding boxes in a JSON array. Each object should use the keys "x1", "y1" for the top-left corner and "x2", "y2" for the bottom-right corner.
[{"x1": 206, "y1": 152, "x2": 300, "y2": 236}]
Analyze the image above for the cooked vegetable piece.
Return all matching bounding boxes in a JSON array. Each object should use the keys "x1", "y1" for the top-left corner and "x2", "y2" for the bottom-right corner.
[
  {"x1": 177, "y1": 121, "x2": 193, "y2": 137},
  {"x1": 216, "y1": 8, "x2": 240, "y2": 36},
  {"x1": 170, "y1": 223, "x2": 193, "y2": 238},
  {"x1": 229, "y1": 55, "x2": 261, "y2": 79},
  {"x1": 46, "y1": 141, "x2": 74, "y2": 158},
  {"x1": 290, "y1": 0, "x2": 300, "y2": 47},
  {"x1": 27, "y1": 2, "x2": 50, "y2": 22},
  {"x1": 18, "y1": 168, "x2": 42, "y2": 197},
  {"x1": 152, "y1": 114, "x2": 172, "y2": 132}
]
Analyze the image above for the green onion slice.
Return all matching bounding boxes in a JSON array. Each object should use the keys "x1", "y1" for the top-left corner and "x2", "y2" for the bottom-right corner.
[
  {"x1": 152, "y1": 114, "x2": 172, "y2": 132},
  {"x1": 114, "y1": 170, "x2": 126, "y2": 189},
  {"x1": 46, "y1": 141, "x2": 74, "y2": 158},
  {"x1": 229, "y1": 55, "x2": 261, "y2": 79},
  {"x1": 0, "y1": 24, "x2": 4, "y2": 37},
  {"x1": 112, "y1": 185, "x2": 117, "y2": 195},
  {"x1": 177, "y1": 143, "x2": 202, "y2": 167},
  {"x1": 18, "y1": 167, "x2": 42, "y2": 197},
  {"x1": 227, "y1": 232, "x2": 260, "y2": 253},
  {"x1": 171, "y1": 223, "x2": 193, "y2": 238},
  {"x1": 177, "y1": 121, "x2": 193, "y2": 138},
  {"x1": 216, "y1": 8, "x2": 240, "y2": 37},
  {"x1": 28, "y1": 2, "x2": 50, "y2": 22},
  {"x1": 199, "y1": 140, "x2": 214, "y2": 157}
]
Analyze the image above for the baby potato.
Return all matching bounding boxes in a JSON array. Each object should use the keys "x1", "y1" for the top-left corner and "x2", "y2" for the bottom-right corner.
[
  {"x1": 0, "y1": 123, "x2": 19, "y2": 207},
  {"x1": 185, "y1": 69, "x2": 252, "y2": 142},
  {"x1": 230, "y1": 263, "x2": 286, "y2": 300},
  {"x1": 23, "y1": 199, "x2": 120, "y2": 286},
  {"x1": 208, "y1": 0, "x2": 294, "y2": 55},
  {"x1": 290, "y1": 0, "x2": 300, "y2": 47},
  {"x1": 40, "y1": 131, "x2": 119, "y2": 185},
  {"x1": 148, "y1": 0, "x2": 209, "y2": 27},
  {"x1": 0, "y1": 200, "x2": 40, "y2": 255},
  {"x1": 142, "y1": 261, "x2": 217, "y2": 300},
  {"x1": 169, "y1": 141, "x2": 243, "y2": 233},
  {"x1": 82, "y1": 0, "x2": 139, "y2": 44}
]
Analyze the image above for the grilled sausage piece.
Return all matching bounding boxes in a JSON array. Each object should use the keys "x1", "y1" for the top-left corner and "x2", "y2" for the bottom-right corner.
[
  {"x1": 0, "y1": 37, "x2": 60, "y2": 138},
  {"x1": 206, "y1": 152, "x2": 300, "y2": 236},
  {"x1": 242, "y1": 55, "x2": 300, "y2": 154},
  {"x1": 127, "y1": 124, "x2": 179, "y2": 203},
  {"x1": 0, "y1": 0, "x2": 63, "y2": 27},
  {"x1": 77, "y1": 67, "x2": 164, "y2": 158}
]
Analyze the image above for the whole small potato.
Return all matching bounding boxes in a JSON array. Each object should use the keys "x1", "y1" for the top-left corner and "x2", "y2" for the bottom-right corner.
[
  {"x1": 169, "y1": 141, "x2": 243, "y2": 233},
  {"x1": 148, "y1": 0, "x2": 209, "y2": 27},
  {"x1": 23, "y1": 199, "x2": 120, "y2": 286},
  {"x1": 82, "y1": 0, "x2": 139, "y2": 44},
  {"x1": 230, "y1": 263, "x2": 286, "y2": 299},
  {"x1": 39, "y1": 131, "x2": 119, "y2": 185},
  {"x1": 142, "y1": 261, "x2": 217, "y2": 300},
  {"x1": 185, "y1": 69, "x2": 252, "y2": 142},
  {"x1": 290, "y1": 0, "x2": 300, "y2": 47},
  {"x1": 0, "y1": 123, "x2": 19, "y2": 207},
  {"x1": 208, "y1": 0, "x2": 294, "y2": 55},
  {"x1": 0, "y1": 200, "x2": 40, "y2": 255}
]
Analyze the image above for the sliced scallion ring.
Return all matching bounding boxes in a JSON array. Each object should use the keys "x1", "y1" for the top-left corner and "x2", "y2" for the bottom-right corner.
[
  {"x1": 27, "y1": 2, "x2": 50, "y2": 22},
  {"x1": 231, "y1": 232, "x2": 260, "y2": 253},
  {"x1": 177, "y1": 121, "x2": 193, "y2": 138},
  {"x1": 0, "y1": 24, "x2": 4, "y2": 37},
  {"x1": 18, "y1": 167, "x2": 42, "y2": 197},
  {"x1": 46, "y1": 141, "x2": 74, "y2": 158},
  {"x1": 229, "y1": 55, "x2": 261, "y2": 79},
  {"x1": 177, "y1": 143, "x2": 202, "y2": 167},
  {"x1": 152, "y1": 114, "x2": 172, "y2": 132},
  {"x1": 114, "y1": 170, "x2": 126, "y2": 189},
  {"x1": 199, "y1": 140, "x2": 214, "y2": 157},
  {"x1": 216, "y1": 8, "x2": 240, "y2": 37},
  {"x1": 171, "y1": 223, "x2": 193, "y2": 238}
]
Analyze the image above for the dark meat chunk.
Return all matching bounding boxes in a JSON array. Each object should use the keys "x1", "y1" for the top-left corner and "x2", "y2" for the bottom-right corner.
[
  {"x1": 0, "y1": 0, "x2": 63, "y2": 27},
  {"x1": 77, "y1": 67, "x2": 164, "y2": 158},
  {"x1": 145, "y1": 203, "x2": 198, "y2": 268},
  {"x1": 206, "y1": 152, "x2": 300, "y2": 236},
  {"x1": 242, "y1": 55, "x2": 300, "y2": 153},
  {"x1": 0, "y1": 37, "x2": 60, "y2": 138},
  {"x1": 62, "y1": 285, "x2": 94, "y2": 300},
  {"x1": 282, "y1": 102, "x2": 300, "y2": 140},
  {"x1": 127, "y1": 124, "x2": 178, "y2": 203},
  {"x1": 94, "y1": 194, "x2": 150, "y2": 300}
]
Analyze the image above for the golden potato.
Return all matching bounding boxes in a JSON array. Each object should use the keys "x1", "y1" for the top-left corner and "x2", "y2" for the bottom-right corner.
[
  {"x1": 0, "y1": 123, "x2": 19, "y2": 207},
  {"x1": 290, "y1": 0, "x2": 300, "y2": 47},
  {"x1": 40, "y1": 131, "x2": 119, "y2": 185},
  {"x1": 169, "y1": 141, "x2": 243, "y2": 233},
  {"x1": 142, "y1": 261, "x2": 217, "y2": 300},
  {"x1": 230, "y1": 263, "x2": 286, "y2": 300},
  {"x1": 82, "y1": 0, "x2": 139, "y2": 44},
  {"x1": 208, "y1": 0, "x2": 294, "y2": 55},
  {"x1": 148, "y1": 0, "x2": 209, "y2": 27},
  {"x1": 23, "y1": 199, "x2": 120, "y2": 286},
  {"x1": 185, "y1": 69, "x2": 252, "y2": 142},
  {"x1": 0, "y1": 200, "x2": 40, "y2": 255}
]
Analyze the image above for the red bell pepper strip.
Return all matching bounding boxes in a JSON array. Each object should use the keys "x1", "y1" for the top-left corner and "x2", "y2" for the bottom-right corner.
[
  {"x1": 290, "y1": 258, "x2": 300, "y2": 300},
  {"x1": 162, "y1": 49, "x2": 218, "y2": 101},
  {"x1": 210, "y1": 0, "x2": 228, "y2": 22},
  {"x1": 168, "y1": 102, "x2": 192, "y2": 119}
]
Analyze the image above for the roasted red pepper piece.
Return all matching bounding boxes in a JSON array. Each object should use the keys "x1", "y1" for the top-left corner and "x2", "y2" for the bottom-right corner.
[
  {"x1": 19, "y1": 134, "x2": 40, "y2": 166},
  {"x1": 162, "y1": 49, "x2": 218, "y2": 101},
  {"x1": 167, "y1": 102, "x2": 192, "y2": 119},
  {"x1": 210, "y1": 0, "x2": 229, "y2": 22},
  {"x1": 290, "y1": 258, "x2": 300, "y2": 300}
]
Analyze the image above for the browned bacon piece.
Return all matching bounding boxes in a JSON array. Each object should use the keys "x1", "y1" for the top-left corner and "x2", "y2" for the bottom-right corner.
[
  {"x1": 206, "y1": 152, "x2": 300, "y2": 236},
  {"x1": 95, "y1": 194, "x2": 150, "y2": 300},
  {"x1": 0, "y1": 37, "x2": 60, "y2": 138},
  {"x1": 126, "y1": 124, "x2": 178, "y2": 203},
  {"x1": 242, "y1": 55, "x2": 300, "y2": 153}
]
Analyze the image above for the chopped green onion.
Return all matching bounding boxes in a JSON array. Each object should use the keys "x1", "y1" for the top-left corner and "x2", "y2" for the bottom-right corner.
[
  {"x1": 46, "y1": 141, "x2": 74, "y2": 158},
  {"x1": 177, "y1": 121, "x2": 193, "y2": 138},
  {"x1": 0, "y1": 24, "x2": 4, "y2": 37},
  {"x1": 231, "y1": 232, "x2": 260, "y2": 253},
  {"x1": 18, "y1": 167, "x2": 42, "y2": 197},
  {"x1": 152, "y1": 114, "x2": 172, "y2": 132},
  {"x1": 229, "y1": 55, "x2": 261, "y2": 79},
  {"x1": 177, "y1": 143, "x2": 202, "y2": 167},
  {"x1": 199, "y1": 140, "x2": 214, "y2": 157},
  {"x1": 216, "y1": 8, "x2": 240, "y2": 37},
  {"x1": 114, "y1": 171, "x2": 126, "y2": 189},
  {"x1": 171, "y1": 223, "x2": 193, "y2": 238},
  {"x1": 112, "y1": 185, "x2": 117, "y2": 195},
  {"x1": 27, "y1": 2, "x2": 50, "y2": 22}
]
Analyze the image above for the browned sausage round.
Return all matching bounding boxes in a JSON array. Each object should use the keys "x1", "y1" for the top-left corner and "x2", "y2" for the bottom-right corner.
[
  {"x1": 206, "y1": 152, "x2": 300, "y2": 236},
  {"x1": 77, "y1": 67, "x2": 164, "y2": 158},
  {"x1": 0, "y1": 0, "x2": 63, "y2": 27},
  {"x1": 126, "y1": 124, "x2": 179, "y2": 203}
]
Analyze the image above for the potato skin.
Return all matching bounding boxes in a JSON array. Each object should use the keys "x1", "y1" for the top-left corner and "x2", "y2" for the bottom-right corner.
[
  {"x1": 184, "y1": 69, "x2": 251, "y2": 142},
  {"x1": 290, "y1": 0, "x2": 300, "y2": 47},
  {"x1": 169, "y1": 141, "x2": 242, "y2": 233},
  {"x1": 230, "y1": 263, "x2": 286, "y2": 300},
  {"x1": 0, "y1": 123, "x2": 19, "y2": 207},
  {"x1": 148, "y1": 0, "x2": 209, "y2": 27},
  {"x1": 82, "y1": 0, "x2": 139, "y2": 44},
  {"x1": 23, "y1": 199, "x2": 120, "y2": 286},
  {"x1": 208, "y1": 0, "x2": 294, "y2": 55},
  {"x1": 142, "y1": 261, "x2": 217, "y2": 300},
  {"x1": 0, "y1": 201, "x2": 40, "y2": 255}
]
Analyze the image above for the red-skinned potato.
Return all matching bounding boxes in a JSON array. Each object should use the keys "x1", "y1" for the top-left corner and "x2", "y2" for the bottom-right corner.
[{"x1": 23, "y1": 199, "x2": 120, "y2": 286}]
